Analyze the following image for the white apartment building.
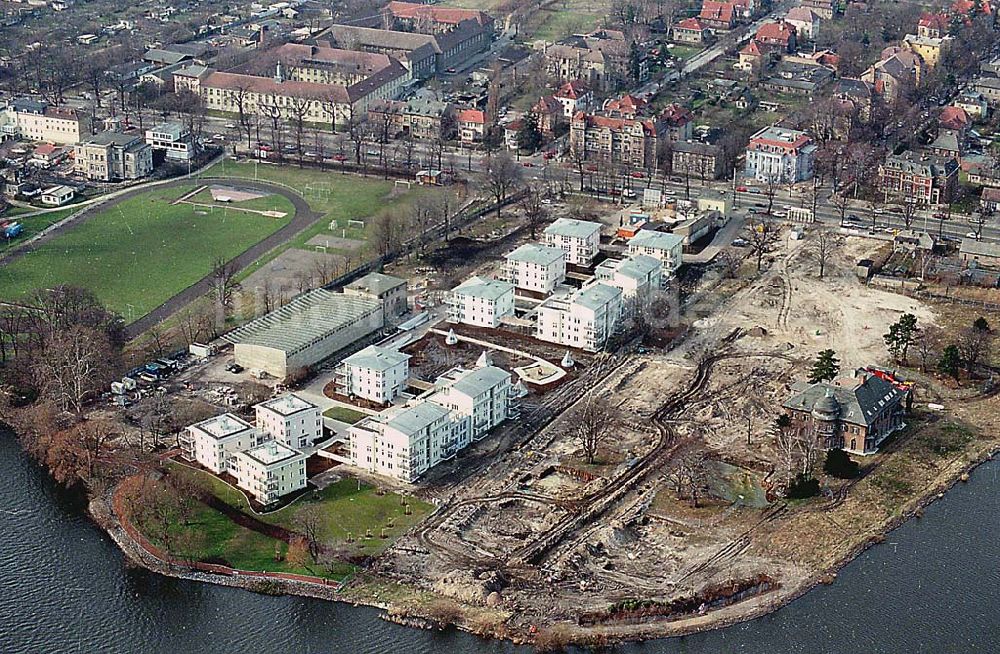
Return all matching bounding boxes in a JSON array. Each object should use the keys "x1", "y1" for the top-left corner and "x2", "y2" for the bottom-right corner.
[
  {"x1": 1, "y1": 98, "x2": 90, "y2": 145},
  {"x1": 255, "y1": 394, "x2": 322, "y2": 450},
  {"x1": 349, "y1": 400, "x2": 454, "y2": 481},
  {"x1": 744, "y1": 126, "x2": 817, "y2": 183},
  {"x1": 543, "y1": 218, "x2": 602, "y2": 266},
  {"x1": 181, "y1": 413, "x2": 262, "y2": 474},
  {"x1": 348, "y1": 364, "x2": 515, "y2": 482},
  {"x1": 536, "y1": 282, "x2": 623, "y2": 352},
  {"x1": 595, "y1": 255, "x2": 663, "y2": 311},
  {"x1": 336, "y1": 345, "x2": 411, "y2": 404},
  {"x1": 627, "y1": 230, "x2": 685, "y2": 274},
  {"x1": 231, "y1": 441, "x2": 307, "y2": 505},
  {"x1": 504, "y1": 244, "x2": 566, "y2": 295},
  {"x1": 447, "y1": 276, "x2": 515, "y2": 328},
  {"x1": 427, "y1": 366, "x2": 511, "y2": 449}
]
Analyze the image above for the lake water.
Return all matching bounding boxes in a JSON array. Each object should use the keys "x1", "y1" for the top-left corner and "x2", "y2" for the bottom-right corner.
[{"x1": 1, "y1": 433, "x2": 997, "y2": 653}]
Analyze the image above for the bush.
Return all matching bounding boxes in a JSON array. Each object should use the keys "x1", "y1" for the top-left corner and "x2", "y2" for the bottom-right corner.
[
  {"x1": 824, "y1": 448, "x2": 860, "y2": 479},
  {"x1": 785, "y1": 473, "x2": 820, "y2": 499}
]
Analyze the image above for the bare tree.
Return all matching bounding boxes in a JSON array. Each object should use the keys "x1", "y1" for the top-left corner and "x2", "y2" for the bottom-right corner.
[
  {"x1": 761, "y1": 175, "x2": 781, "y2": 215},
  {"x1": 32, "y1": 326, "x2": 116, "y2": 415},
  {"x1": 567, "y1": 395, "x2": 621, "y2": 464},
  {"x1": 809, "y1": 230, "x2": 837, "y2": 279},
  {"x1": 485, "y1": 153, "x2": 524, "y2": 219},
  {"x1": 295, "y1": 507, "x2": 324, "y2": 562},
  {"x1": 519, "y1": 185, "x2": 549, "y2": 239},
  {"x1": 743, "y1": 216, "x2": 781, "y2": 273},
  {"x1": 665, "y1": 443, "x2": 709, "y2": 507},
  {"x1": 831, "y1": 191, "x2": 851, "y2": 225},
  {"x1": 210, "y1": 257, "x2": 240, "y2": 313}
]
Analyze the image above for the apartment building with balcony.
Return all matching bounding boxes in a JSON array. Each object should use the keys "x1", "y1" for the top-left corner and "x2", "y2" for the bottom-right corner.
[
  {"x1": 447, "y1": 276, "x2": 515, "y2": 327},
  {"x1": 536, "y1": 282, "x2": 623, "y2": 352},
  {"x1": 231, "y1": 441, "x2": 307, "y2": 505},
  {"x1": 255, "y1": 394, "x2": 322, "y2": 450},
  {"x1": 336, "y1": 345, "x2": 411, "y2": 404},
  {"x1": 181, "y1": 413, "x2": 261, "y2": 474},
  {"x1": 543, "y1": 218, "x2": 601, "y2": 266},
  {"x1": 503, "y1": 243, "x2": 567, "y2": 295}
]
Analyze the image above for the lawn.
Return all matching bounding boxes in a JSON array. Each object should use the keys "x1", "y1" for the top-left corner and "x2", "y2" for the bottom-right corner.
[
  {"x1": 323, "y1": 406, "x2": 368, "y2": 424},
  {"x1": 169, "y1": 464, "x2": 433, "y2": 560},
  {"x1": 0, "y1": 207, "x2": 78, "y2": 254},
  {"x1": 530, "y1": 9, "x2": 603, "y2": 41},
  {"x1": 0, "y1": 184, "x2": 291, "y2": 321}
]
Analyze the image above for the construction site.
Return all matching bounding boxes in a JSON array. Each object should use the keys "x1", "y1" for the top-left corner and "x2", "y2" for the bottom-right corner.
[{"x1": 351, "y1": 222, "x2": 1000, "y2": 645}]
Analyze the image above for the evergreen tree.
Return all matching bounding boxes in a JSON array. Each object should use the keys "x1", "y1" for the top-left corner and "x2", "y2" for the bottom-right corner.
[
  {"x1": 884, "y1": 313, "x2": 918, "y2": 363},
  {"x1": 973, "y1": 316, "x2": 990, "y2": 332},
  {"x1": 938, "y1": 344, "x2": 962, "y2": 380},
  {"x1": 824, "y1": 448, "x2": 860, "y2": 479},
  {"x1": 808, "y1": 349, "x2": 840, "y2": 384},
  {"x1": 516, "y1": 114, "x2": 543, "y2": 153}
]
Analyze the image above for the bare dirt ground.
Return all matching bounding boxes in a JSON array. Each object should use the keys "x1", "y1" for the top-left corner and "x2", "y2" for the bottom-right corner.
[
  {"x1": 241, "y1": 248, "x2": 346, "y2": 295},
  {"x1": 355, "y1": 228, "x2": 1000, "y2": 647}
]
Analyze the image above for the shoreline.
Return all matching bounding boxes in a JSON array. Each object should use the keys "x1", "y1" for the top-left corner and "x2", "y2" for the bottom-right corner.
[{"x1": 83, "y1": 441, "x2": 999, "y2": 648}]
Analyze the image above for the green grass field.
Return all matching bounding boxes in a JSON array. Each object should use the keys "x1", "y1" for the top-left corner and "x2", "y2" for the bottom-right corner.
[
  {"x1": 0, "y1": 184, "x2": 292, "y2": 320},
  {"x1": 323, "y1": 406, "x2": 368, "y2": 424},
  {"x1": 166, "y1": 464, "x2": 432, "y2": 566},
  {"x1": 0, "y1": 207, "x2": 78, "y2": 254}
]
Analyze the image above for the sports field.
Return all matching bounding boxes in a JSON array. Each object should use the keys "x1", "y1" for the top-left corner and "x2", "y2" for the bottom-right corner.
[{"x1": 0, "y1": 184, "x2": 293, "y2": 321}]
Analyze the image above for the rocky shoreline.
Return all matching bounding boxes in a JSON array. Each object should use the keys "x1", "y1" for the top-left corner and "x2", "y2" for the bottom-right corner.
[{"x1": 79, "y1": 442, "x2": 998, "y2": 648}]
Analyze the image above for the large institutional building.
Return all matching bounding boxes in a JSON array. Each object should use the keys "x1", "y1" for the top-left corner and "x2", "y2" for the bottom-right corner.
[{"x1": 744, "y1": 126, "x2": 817, "y2": 183}]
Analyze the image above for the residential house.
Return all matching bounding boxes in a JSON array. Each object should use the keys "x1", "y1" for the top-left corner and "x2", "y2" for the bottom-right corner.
[
  {"x1": 531, "y1": 95, "x2": 564, "y2": 136},
  {"x1": 782, "y1": 371, "x2": 907, "y2": 455},
  {"x1": 939, "y1": 106, "x2": 971, "y2": 133},
  {"x1": 955, "y1": 91, "x2": 988, "y2": 119},
  {"x1": 902, "y1": 33, "x2": 952, "y2": 69},
  {"x1": 543, "y1": 32, "x2": 632, "y2": 91},
  {"x1": 536, "y1": 282, "x2": 623, "y2": 352},
  {"x1": 604, "y1": 93, "x2": 648, "y2": 119},
  {"x1": 39, "y1": 185, "x2": 74, "y2": 206},
  {"x1": 800, "y1": 0, "x2": 835, "y2": 19},
  {"x1": 231, "y1": 441, "x2": 307, "y2": 505},
  {"x1": 74, "y1": 132, "x2": 153, "y2": 182},
  {"x1": 927, "y1": 128, "x2": 962, "y2": 160},
  {"x1": 917, "y1": 12, "x2": 949, "y2": 39},
  {"x1": 736, "y1": 39, "x2": 768, "y2": 76},
  {"x1": 368, "y1": 97, "x2": 455, "y2": 141},
  {"x1": 661, "y1": 104, "x2": 694, "y2": 141},
  {"x1": 447, "y1": 276, "x2": 515, "y2": 327},
  {"x1": 457, "y1": 108, "x2": 487, "y2": 143},
  {"x1": 673, "y1": 18, "x2": 711, "y2": 44},
  {"x1": 878, "y1": 150, "x2": 958, "y2": 205},
  {"x1": 30, "y1": 143, "x2": 68, "y2": 167},
  {"x1": 504, "y1": 243, "x2": 567, "y2": 295},
  {"x1": 784, "y1": 7, "x2": 821, "y2": 40},
  {"x1": 543, "y1": 217, "x2": 601, "y2": 265},
  {"x1": 698, "y1": 1, "x2": 737, "y2": 30},
  {"x1": 862, "y1": 48, "x2": 924, "y2": 102},
  {"x1": 627, "y1": 229, "x2": 684, "y2": 274},
  {"x1": 569, "y1": 112, "x2": 662, "y2": 169},
  {"x1": 744, "y1": 126, "x2": 817, "y2": 183},
  {"x1": 831, "y1": 78, "x2": 875, "y2": 122},
  {"x1": 336, "y1": 345, "x2": 411, "y2": 404},
  {"x1": 960, "y1": 238, "x2": 1000, "y2": 267},
  {"x1": 753, "y1": 21, "x2": 797, "y2": 53},
  {"x1": 981, "y1": 187, "x2": 1000, "y2": 211},
  {"x1": 552, "y1": 80, "x2": 592, "y2": 119},
  {"x1": 974, "y1": 77, "x2": 1000, "y2": 105}
]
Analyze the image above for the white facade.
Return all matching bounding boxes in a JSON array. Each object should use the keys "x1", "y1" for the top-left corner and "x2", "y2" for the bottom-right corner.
[
  {"x1": 348, "y1": 365, "x2": 514, "y2": 482},
  {"x1": 543, "y1": 218, "x2": 602, "y2": 266},
  {"x1": 255, "y1": 394, "x2": 322, "y2": 450},
  {"x1": 595, "y1": 255, "x2": 663, "y2": 310},
  {"x1": 536, "y1": 282, "x2": 623, "y2": 352},
  {"x1": 232, "y1": 441, "x2": 307, "y2": 505},
  {"x1": 182, "y1": 413, "x2": 261, "y2": 474},
  {"x1": 336, "y1": 345, "x2": 410, "y2": 404},
  {"x1": 447, "y1": 276, "x2": 515, "y2": 328},
  {"x1": 145, "y1": 122, "x2": 195, "y2": 161},
  {"x1": 427, "y1": 366, "x2": 511, "y2": 447},
  {"x1": 627, "y1": 230, "x2": 684, "y2": 274},
  {"x1": 744, "y1": 126, "x2": 817, "y2": 183},
  {"x1": 504, "y1": 243, "x2": 566, "y2": 295}
]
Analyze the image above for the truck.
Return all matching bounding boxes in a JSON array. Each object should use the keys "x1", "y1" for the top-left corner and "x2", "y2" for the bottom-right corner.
[{"x1": 1, "y1": 222, "x2": 22, "y2": 239}]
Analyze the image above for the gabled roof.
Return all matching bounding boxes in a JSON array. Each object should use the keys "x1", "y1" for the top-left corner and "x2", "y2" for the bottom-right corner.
[
  {"x1": 918, "y1": 11, "x2": 950, "y2": 31},
  {"x1": 785, "y1": 7, "x2": 820, "y2": 23},
  {"x1": 532, "y1": 94, "x2": 562, "y2": 114},
  {"x1": 457, "y1": 108, "x2": 486, "y2": 124},
  {"x1": 661, "y1": 103, "x2": 692, "y2": 127},
  {"x1": 938, "y1": 105, "x2": 970, "y2": 130},
  {"x1": 755, "y1": 20, "x2": 797, "y2": 44},
  {"x1": 385, "y1": 1, "x2": 492, "y2": 26},
  {"x1": 554, "y1": 80, "x2": 590, "y2": 99},
  {"x1": 740, "y1": 39, "x2": 763, "y2": 56},
  {"x1": 676, "y1": 17, "x2": 707, "y2": 30},
  {"x1": 699, "y1": 0, "x2": 735, "y2": 23}
]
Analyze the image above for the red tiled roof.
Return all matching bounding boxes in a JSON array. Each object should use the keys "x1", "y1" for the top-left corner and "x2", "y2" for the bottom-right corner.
[
  {"x1": 939, "y1": 105, "x2": 970, "y2": 130},
  {"x1": 554, "y1": 80, "x2": 589, "y2": 99},
  {"x1": 953, "y1": 0, "x2": 992, "y2": 15},
  {"x1": 574, "y1": 111, "x2": 656, "y2": 135},
  {"x1": 699, "y1": 1, "x2": 735, "y2": 23},
  {"x1": 533, "y1": 95, "x2": 561, "y2": 114},
  {"x1": 918, "y1": 12, "x2": 950, "y2": 30},
  {"x1": 755, "y1": 21, "x2": 796, "y2": 44},
  {"x1": 458, "y1": 109, "x2": 486, "y2": 124},
  {"x1": 34, "y1": 144, "x2": 59, "y2": 155},
  {"x1": 741, "y1": 39, "x2": 763, "y2": 56},
  {"x1": 203, "y1": 71, "x2": 350, "y2": 102},
  {"x1": 676, "y1": 17, "x2": 706, "y2": 30},
  {"x1": 660, "y1": 103, "x2": 692, "y2": 127}
]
